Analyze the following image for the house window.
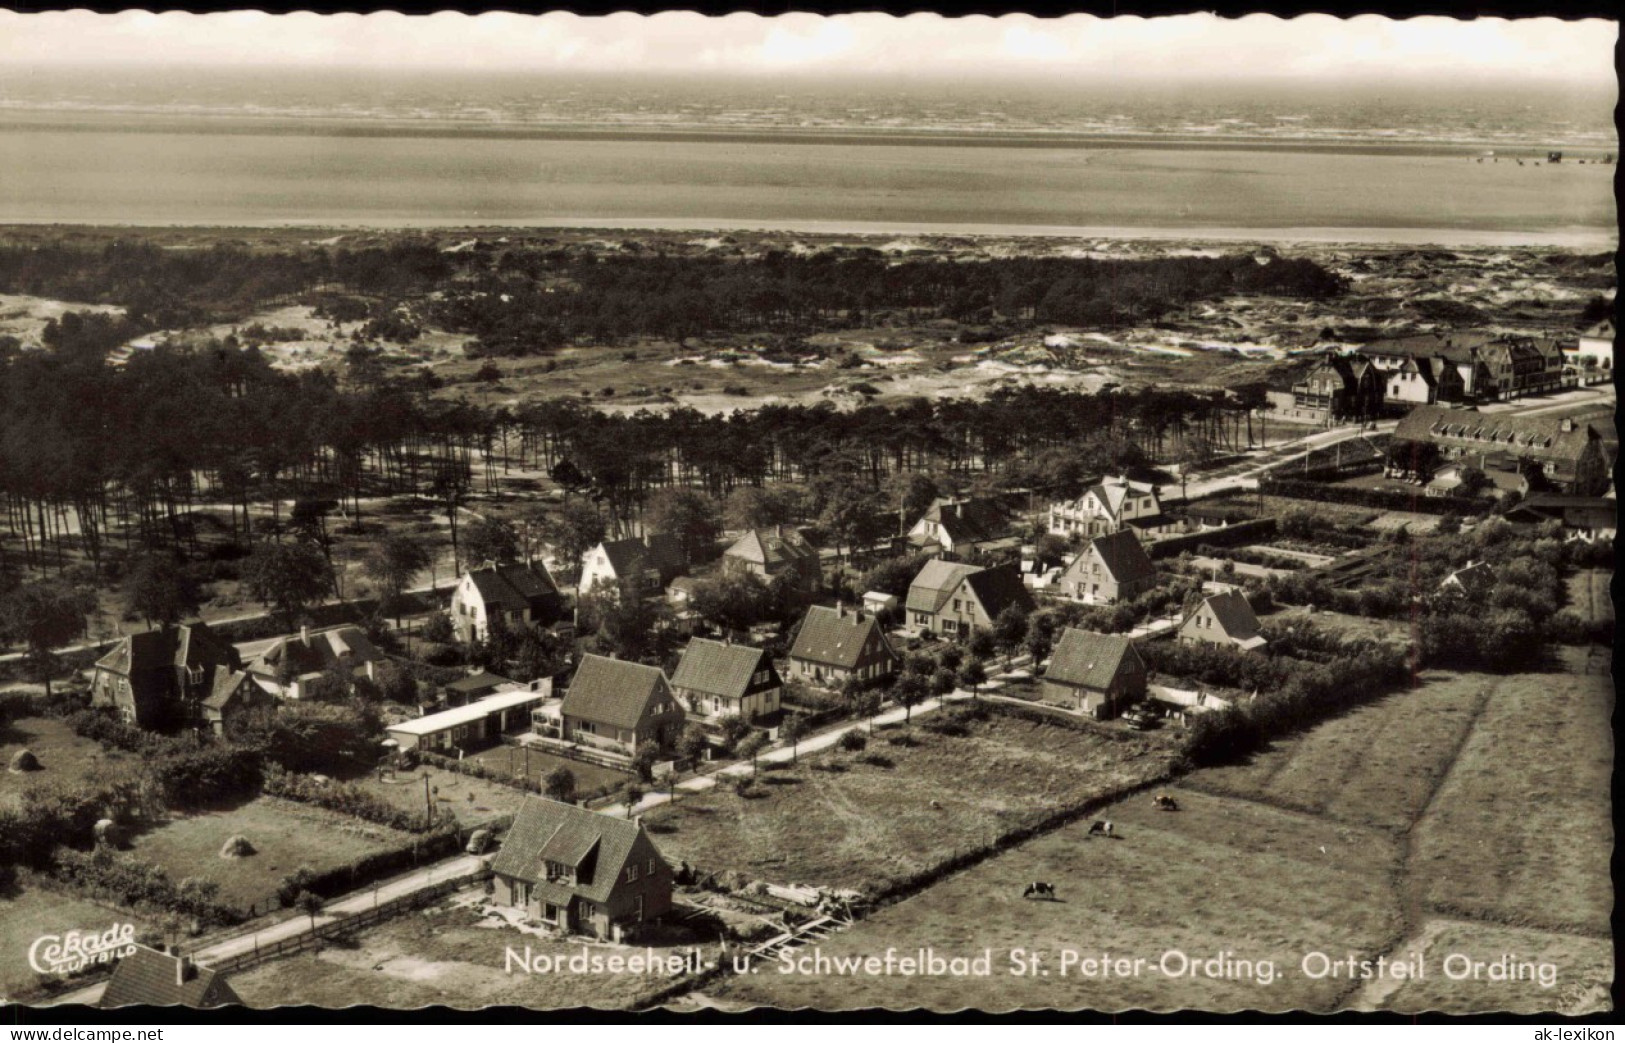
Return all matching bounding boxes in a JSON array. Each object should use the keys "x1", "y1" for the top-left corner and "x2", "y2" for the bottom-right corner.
[
  {"x1": 634, "y1": 894, "x2": 645, "y2": 921},
  {"x1": 626, "y1": 864, "x2": 639, "y2": 883},
  {"x1": 647, "y1": 858, "x2": 656, "y2": 874}
]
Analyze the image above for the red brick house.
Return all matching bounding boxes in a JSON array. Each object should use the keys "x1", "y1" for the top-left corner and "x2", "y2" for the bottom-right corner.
[
  {"x1": 1042, "y1": 628, "x2": 1147, "y2": 720},
  {"x1": 491, "y1": 798, "x2": 672, "y2": 941},
  {"x1": 786, "y1": 604, "x2": 898, "y2": 687},
  {"x1": 560, "y1": 654, "x2": 685, "y2": 760}
]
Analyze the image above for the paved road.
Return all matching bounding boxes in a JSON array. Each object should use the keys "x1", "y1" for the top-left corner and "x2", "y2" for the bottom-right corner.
[{"x1": 47, "y1": 854, "x2": 486, "y2": 1007}]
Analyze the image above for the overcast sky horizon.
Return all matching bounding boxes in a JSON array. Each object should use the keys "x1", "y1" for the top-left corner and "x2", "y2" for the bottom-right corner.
[{"x1": 0, "y1": 12, "x2": 1615, "y2": 88}]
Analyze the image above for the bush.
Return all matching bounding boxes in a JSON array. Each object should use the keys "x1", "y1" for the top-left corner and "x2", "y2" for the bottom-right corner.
[
  {"x1": 836, "y1": 730, "x2": 868, "y2": 753},
  {"x1": 261, "y1": 765, "x2": 427, "y2": 832},
  {"x1": 50, "y1": 848, "x2": 243, "y2": 927}
]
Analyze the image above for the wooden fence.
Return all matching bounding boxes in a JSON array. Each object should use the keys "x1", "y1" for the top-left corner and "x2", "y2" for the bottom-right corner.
[{"x1": 208, "y1": 872, "x2": 485, "y2": 976}]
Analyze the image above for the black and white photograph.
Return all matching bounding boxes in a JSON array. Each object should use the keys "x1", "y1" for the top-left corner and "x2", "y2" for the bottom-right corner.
[{"x1": 0, "y1": 8, "x2": 1614, "y2": 1019}]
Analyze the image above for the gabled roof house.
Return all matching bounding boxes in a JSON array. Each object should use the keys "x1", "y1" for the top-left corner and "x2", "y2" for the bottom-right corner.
[
  {"x1": 490, "y1": 798, "x2": 672, "y2": 941},
  {"x1": 560, "y1": 654, "x2": 684, "y2": 760},
  {"x1": 669, "y1": 637, "x2": 781, "y2": 723}
]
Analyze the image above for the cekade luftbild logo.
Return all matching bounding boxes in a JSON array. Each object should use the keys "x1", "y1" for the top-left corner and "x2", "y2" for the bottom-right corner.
[{"x1": 27, "y1": 923, "x2": 138, "y2": 975}]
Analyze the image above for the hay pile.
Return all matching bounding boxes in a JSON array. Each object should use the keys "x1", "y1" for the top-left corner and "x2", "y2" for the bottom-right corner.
[
  {"x1": 219, "y1": 834, "x2": 257, "y2": 859},
  {"x1": 8, "y1": 749, "x2": 40, "y2": 773}
]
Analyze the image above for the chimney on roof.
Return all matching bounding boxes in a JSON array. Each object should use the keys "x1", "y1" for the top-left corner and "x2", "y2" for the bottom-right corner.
[
  {"x1": 634, "y1": 815, "x2": 645, "y2": 831},
  {"x1": 300, "y1": 625, "x2": 310, "y2": 646},
  {"x1": 1560, "y1": 418, "x2": 1576, "y2": 433},
  {"x1": 176, "y1": 953, "x2": 195, "y2": 987}
]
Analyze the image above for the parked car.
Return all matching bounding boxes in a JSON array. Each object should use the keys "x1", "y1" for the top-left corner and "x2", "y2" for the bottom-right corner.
[{"x1": 466, "y1": 828, "x2": 494, "y2": 854}]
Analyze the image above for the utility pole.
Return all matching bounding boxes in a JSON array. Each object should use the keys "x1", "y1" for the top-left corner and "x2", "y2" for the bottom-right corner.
[{"x1": 423, "y1": 773, "x2": 433, "y2": 825}]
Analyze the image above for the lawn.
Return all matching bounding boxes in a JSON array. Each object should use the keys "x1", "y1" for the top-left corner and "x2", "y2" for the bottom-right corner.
[
  {"x1": 460, "y1": 744, "x2": 635, "y2": 800},
  {"x1": 1182, "y1": 668, "x2": 1492, "y2": 832},
  {"x1": 1412, "y1": 665, "x2": 1614, "y2": 936},
  {"x1": 643, "y1": 711, "x2": 1180, "y2": 894},
  {"x1": 712, "y1": 785, "x2": 1404, "y2": 1013},
  {"x1": 124, "y1": 797, "x2": 418, "y2": 915},
  {"x1": 231, "y1": 893, "x2": 709, "y2": 1010},
  {"x1": 0, "y1": 881, "x2": 161, "y2": 999},
  {"x1": 357, "y1": 763, "x2": 534, "y2": 828},
  {"x1": 1263, "y1": 605, "x2": 1410, "y2": 648},
  {"x1": 0, "y1": 716, "x2": 143, "y2": 810}
]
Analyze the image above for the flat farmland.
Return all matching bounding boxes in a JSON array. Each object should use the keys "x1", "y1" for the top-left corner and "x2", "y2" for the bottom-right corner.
[
  {"x1": 1370, "y1": 919, "x2": 1613, "y2": 1016},
  {"x1": 1413, "y1": 665, "x2": 1614, "y2": 936},
  {"x1": 712, "y1": 786, "x2": 1403, "y2": 1013},
  {"x1": 1183, "y1": 670, "x2": 1492, "y2": 831},
  {"x1": 0, "y1": 716, "x2": 143, "y2": 810},
  {"x1": 124, "y1": 797, "x2": 418, "y2": 913},
  {"x1": 644, "y1": 713, "x2": 1179, "y2": 893},
  {"x1": 232, "y1": 896, "x2": 699, "y2": 1010}
]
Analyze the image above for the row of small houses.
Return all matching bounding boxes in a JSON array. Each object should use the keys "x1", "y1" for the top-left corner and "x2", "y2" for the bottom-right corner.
[{"x1": 1276, "y1": 325, "x2": 1614, "y2": 425}]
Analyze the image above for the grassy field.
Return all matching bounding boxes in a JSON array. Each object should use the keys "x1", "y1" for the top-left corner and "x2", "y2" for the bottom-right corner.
[
  {"x1": 644, "y1": 712, "x2": 1179, "y2": 894},
  {"x1": 1375, "y1": 919, "x2": 1613, "y2": 1015},
  {"x1": 712, "y1": 786, "x2": 1404, "y2": 1013},
  {"x1": 231, "y1": 895, "x2": 705, "y2": 1010},
  {"x1": 1565, "y1": 568, "x2": 1614, "y2": 628},
  {"x1": 711, "y1": 642, "x2": 1615, "y2": 1014},
  {"x1": 124, "y1": 797, "x2": 418, "y2": 914},
  {"x1": 0, "y1": 716, "x2": 143, "y2": 810},
  {"x1": 1262, "y1": 606, "x2": 1411, "y2": 648},
  {"x1": 460, "y1": 744, "x2": 634, "y2": 799},
  {"x1": 1183, "y1": 669, "x2": 1490, "y2": 832},
  {"x1": 1412, "y1": 661, "x2": 1613, "y2": 937},
  {"x1": 357, "y1": 763, "x2": 532, "y2": 828},
  {"x1": 0, "y1": 882, "x2": 160, "y2": 999}
]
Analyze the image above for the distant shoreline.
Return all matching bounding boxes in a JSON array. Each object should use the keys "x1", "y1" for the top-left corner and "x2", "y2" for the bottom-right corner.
[
  {"x1": 0, "y1": 218, "x2": 1613, "y2": 251},
  {"x1": 0, "y1": 111, "x2": 1615, "y2": 159}
]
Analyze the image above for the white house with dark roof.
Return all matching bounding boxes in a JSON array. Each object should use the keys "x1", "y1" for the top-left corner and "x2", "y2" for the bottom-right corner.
[
  {"x1": 450, "y1": 561, "x2": 565, "y2": 643},
  {"x1": 579, "y1": 534, "x2": 687, "y2": 599},
  {"x1": 1041, "y1": 628, "x2": 1147, "y2": 720},
  {"x1": 1048, "y1": 475, "x2": 1174, "y2": 541},
  {"x1": 1054, "y1": 530, "x2": 1158, "y2": 605},
  {"x1": 786, "y1": 604, "x2": 898, "y2": 687},
  {"x1": 1179, "y1": 591, "x2": 1268, "y2": 653},
  {"x1": 669, "y1": 637, "x2": 781, "y2": 723},
  {"x1": 559, "y1": 654, "x2": 684, "y2": 760},
  {"x1": 490, "y1": 798, "x2": 672, "y2": 941}
]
